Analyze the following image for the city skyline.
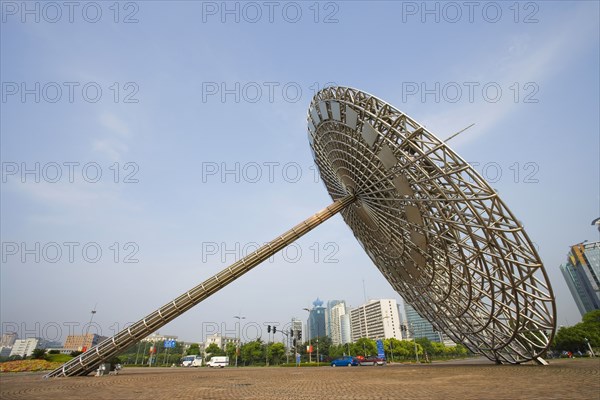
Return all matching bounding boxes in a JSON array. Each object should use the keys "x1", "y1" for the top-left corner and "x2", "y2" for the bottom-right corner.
[
  {"x1": 2, "y1": 2, "x2": 598, "y2": 348},
  {"x1": 1, "y1": 293, "x2": 432, "y2": 344},
  {"x1": 0, "y1": 265, "x2": 598, "y2": 344}
]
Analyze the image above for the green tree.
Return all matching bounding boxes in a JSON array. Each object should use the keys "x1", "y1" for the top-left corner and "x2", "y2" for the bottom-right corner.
[
  {"x1": 187, "y1": 343, "x2": 201, "y2": 355},
  {"x1": 384, "y1": 338, "x2": 403, "y2": 361},
  {"x1": 268, "y1": 342, "x2": 286, "y2": 365},
  {"x1": 582, "y1": 309, "x2": 600, "y2": 326},
  {"x1": 553, "y1": 310, "x2": 600, "y2": 353},
  {"x1": 394, "y1": 340, "x2": 422, "y2": 360},
  {"x1": 225, "y1": 342, "x2": 237, "y2": 362},
  {"x1": 554, "y1": 326, "x2": 592, "y2": 352},
  {"x1": 297, "y1": 340, "x2": 308, "y2": 361},
  {"x1": 31, "y1": 348, "x2": 47, "y2": 360},
  {"x1": 451, "y1": 344, "x2": 468, "y2": 357},
  {"x1": 580, "y1": 309, "x2": 600, "y2": 348},
  {"x1": 430, "y1": 341, "x2": 447, "y2": 359},
  {"x1": 170, "y1": 341, "x2": 184, "y2": 357},
  {"x1": 328, "y1": 344, "x2": 348, "y2": 359},
  {"x1": 241, "y1": 340, "x2": 264, "y2": 365},
  {"x1": 416, "y1": 337, "x2": 434, "y2": 361},
  {"x1": 314, "y1": 336, "x2": 332, "y2": 360},
  {"x1": 205, "y1": 343, "x2": 225, "y2": 360},
  {"x1": 352, "y1": 338, "x2": 377, "y2": 357}
]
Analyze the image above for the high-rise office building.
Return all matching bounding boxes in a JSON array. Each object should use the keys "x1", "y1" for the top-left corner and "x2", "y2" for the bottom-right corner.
[
  {"x1": 307, "y1": 298, "x2": 326, "y2": 340},
  {"x1": 403, "y1": 302, "x2": 442, "y2": 343},
  {"x1": 349, "y1": 299, "x2": 402, "y2": 341},
  {"x1": 325, "y1": 300, "x2": 343, "y2": 338},
  {"x1": 340, "y1": 313, "x2": 352, "y2": 344},
  {"x1": 560, "y1": 241, "x2": 600, "y2": 316},
  {"x1": 328, "y1": 301, "x2": 348, "y2": 345}
]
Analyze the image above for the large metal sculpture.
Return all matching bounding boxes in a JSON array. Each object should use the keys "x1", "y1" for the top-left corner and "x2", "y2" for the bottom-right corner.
[
  {"x1": 45, "y1": 87, "x2": 555, "y2": 377},
  {"x1": 307, "y1": 87, "x2": 555, "y2": 364}
]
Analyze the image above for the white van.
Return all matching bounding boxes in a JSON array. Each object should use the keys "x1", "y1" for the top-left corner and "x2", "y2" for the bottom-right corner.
[
  {"x1": 207, "y1": 356, "x2": 229, "y2": 368},
  {"x1": 181, "y1": 355, "x2": 202, "y2": 367}
]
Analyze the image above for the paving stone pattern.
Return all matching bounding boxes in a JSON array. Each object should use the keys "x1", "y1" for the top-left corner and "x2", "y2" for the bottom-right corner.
[{"x1": 1, "y1": 358, "x2": 598, "y2": 400}]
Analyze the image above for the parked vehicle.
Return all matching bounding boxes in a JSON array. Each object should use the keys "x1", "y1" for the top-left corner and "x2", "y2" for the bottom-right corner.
[
  {"x1": 359, "y1": 357, "x2": 386, "y2": 366},
  {"x1": 330, "y1": 356, "x2": 359, "y2": 367},
  {"x1": 207, "y1": 356, "x2": 229, "y2": 368},
  {"x1": 181, "y1": 355, "x2": 202, "y2": 367}
]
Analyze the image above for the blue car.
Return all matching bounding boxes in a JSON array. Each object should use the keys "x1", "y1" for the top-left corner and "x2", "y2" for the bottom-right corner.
[{"x1": 330, "y1": 356, "x2": 359, "y2": 367}]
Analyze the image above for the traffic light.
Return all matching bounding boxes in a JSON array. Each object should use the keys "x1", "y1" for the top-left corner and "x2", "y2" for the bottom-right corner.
[
  {"x1": 293, "y1": 339, "x2": 297, "y2": 346},
  {"x1": 297, "y1": 330, "x2": 302, "y2": 341},
  {"x1": 273, "y1": 326, "x2": 277, "y2": 334},
  {"x1": 267, "y1": 325, "x2": 271, "y2": 333},
  {"x1": 290, "y1": 328, "x2": 294, "y2": 338}
]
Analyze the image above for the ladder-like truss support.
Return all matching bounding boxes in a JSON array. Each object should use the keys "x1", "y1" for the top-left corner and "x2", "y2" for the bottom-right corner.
[{"x1": 45, "y1": 194, "x2": 355, "y2": 378}]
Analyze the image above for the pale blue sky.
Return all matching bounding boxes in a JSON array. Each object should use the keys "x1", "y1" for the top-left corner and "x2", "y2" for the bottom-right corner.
[{"x1": 1, "y1": 1, "x2": 598, "y2": 343}]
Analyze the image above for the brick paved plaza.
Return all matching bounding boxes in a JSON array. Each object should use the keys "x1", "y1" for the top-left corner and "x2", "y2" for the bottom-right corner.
[{"x1": 1, "y1": 358, "x2": 598, "y2": 400}]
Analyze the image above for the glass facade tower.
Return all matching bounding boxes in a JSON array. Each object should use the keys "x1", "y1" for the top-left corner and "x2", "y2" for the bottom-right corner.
[{"x1": 560, "y1": 241, "x2": 600, "y2": 316}]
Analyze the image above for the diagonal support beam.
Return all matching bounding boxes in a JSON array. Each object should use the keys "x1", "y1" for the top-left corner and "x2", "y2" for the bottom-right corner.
[{"x1": 44, "y1": 194, "x2": 355, "y2": 378}]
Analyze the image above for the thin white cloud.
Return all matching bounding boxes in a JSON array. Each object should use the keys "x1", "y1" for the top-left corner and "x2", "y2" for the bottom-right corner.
[
  {"x1": 92, "y1": 138, "x2": 128, "y2": 162},
  {"x1": 92, "y1": 113, "x2": 132, "y2": 161},
  {"x1": 100, "y1": 113, "x2": 131, "y2": 137},
  {"x1": 421, "y1": 4, "x2": 598, "y2": 147}
]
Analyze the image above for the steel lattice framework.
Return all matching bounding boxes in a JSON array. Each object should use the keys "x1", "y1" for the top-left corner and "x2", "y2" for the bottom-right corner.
[
  {"x1": 307, "y1": 86, "x2": 555, "y2": 364},
  {"x1": 45, "y1": 86, "x2": 554, "y2": 377}
]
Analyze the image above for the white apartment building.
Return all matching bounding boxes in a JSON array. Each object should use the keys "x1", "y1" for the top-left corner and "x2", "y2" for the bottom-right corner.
[
  {"x1": 291, "y1": 318, "x2": 303, "y2": 338},
  {"x1": 350, "y1": 299, "x2": 403, "y2": 341},
  {"x1": 141, "y1": 333, "x2": 178, "y2": 343},
  {"x1": 329, "y1": 302, "x2": 348, "y2": 346},
  {"x1": 205, "y1": 334, "x2": 239, "y2": 350},
  {"x1": 9, "y1": 338, "x2": 40, "y2": 358},
  {"x1": 340, "y1": 314, "x2": 352, "y2": 345}
]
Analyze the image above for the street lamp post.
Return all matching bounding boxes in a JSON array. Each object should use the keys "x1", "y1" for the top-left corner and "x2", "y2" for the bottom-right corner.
[
  {"x1": 83, "y1": 305, "x2": 97, "y2": 352},
  {"x1": 134, "y1": 341, "x2": 142, "y2": 365},
  {"x1": 141, "y1": 341, "x2": 148, "y2": 365},
  {"x1": 382, "y1": 314, "x2": 394, "y2": 363},
  {"x1": 303, "y1": 308, "x2": 312, "y2": 363},
  {"x1": 410, "y1": 323, "x2": 419, "y2": 363},
  {"x1": 362, "y1": 304, "x2": 369, "y2": 338},
  {"x1": 234, "y1": 315, "x2": 245, "y2": 367},
  {"x1": 317, "y1": 332, "x2": 319, "y2": 367},
  {"x1": 279, "y1": 330, "x2": 290, "y2": 364},
  {"x1": 314, "y1": 317, "x2": 321, "y2": 366},
  {"x1": 152, "y1": 340, "x2": 158, "y2": 366}
]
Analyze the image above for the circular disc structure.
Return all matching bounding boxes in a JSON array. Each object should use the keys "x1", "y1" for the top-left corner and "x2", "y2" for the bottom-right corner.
[{"x1": 307, "y1": 86, "x2": 555, "y2": 364}]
